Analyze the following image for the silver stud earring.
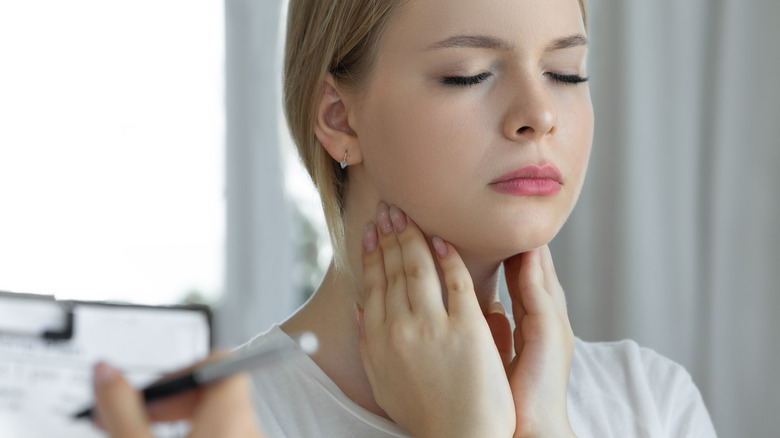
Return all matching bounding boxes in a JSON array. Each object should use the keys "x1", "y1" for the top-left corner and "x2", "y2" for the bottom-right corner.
[{"x1": 340, "y1": 151, "x2": 348, "y2": 169}]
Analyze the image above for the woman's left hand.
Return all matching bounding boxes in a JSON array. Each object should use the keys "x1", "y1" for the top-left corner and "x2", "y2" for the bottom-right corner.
[{"x1": 499, "y1": 246, "x2": 576, "y2": 438}]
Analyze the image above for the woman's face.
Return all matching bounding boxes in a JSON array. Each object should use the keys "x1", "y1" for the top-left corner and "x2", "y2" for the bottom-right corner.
[{"x1": 349, "y1": 0, "x2": 593, "y2": 261}]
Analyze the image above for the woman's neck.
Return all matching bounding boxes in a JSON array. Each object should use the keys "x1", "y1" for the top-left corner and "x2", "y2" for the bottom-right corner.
[{"x1": 281, "y1": 214, "x2": 504, "y2": 419}]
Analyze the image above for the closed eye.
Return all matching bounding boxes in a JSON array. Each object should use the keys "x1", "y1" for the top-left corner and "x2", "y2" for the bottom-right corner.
[
  {"x1": 547, "y1": 72, "x2": 589, "y2": 85},
  {"x1": 441, "y1": 72, "x2": 492, "y2": 86}
]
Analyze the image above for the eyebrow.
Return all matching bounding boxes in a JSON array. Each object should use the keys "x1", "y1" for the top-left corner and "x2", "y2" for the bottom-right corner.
[
  {"x1": 426, "y1": 34, "x2": 513, "y2": 51},
  {"x1": 425, "y1": 33, "x2": 588, "y2": 52},
  {"x1": 546, "y1": 34, "x2": 589, "y2": 51}
]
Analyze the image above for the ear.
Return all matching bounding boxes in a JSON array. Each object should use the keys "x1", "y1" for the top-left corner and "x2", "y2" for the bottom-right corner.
[{"x1": 313, "y1": 74, "x2": 363, "y2": 167}]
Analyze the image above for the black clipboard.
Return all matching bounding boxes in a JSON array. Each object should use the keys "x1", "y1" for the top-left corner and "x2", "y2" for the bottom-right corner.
[
  {"x1": 0, "y1": 290, "x2": 212, "y2": 344},
  {"x1": 0, "y1": 289, "x2": 212, "y2": 437}
]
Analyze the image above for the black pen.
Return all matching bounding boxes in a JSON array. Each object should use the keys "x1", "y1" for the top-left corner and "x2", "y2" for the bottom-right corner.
[{"x1": 73, "y1": 332, "x2": 317, "y2": 419}]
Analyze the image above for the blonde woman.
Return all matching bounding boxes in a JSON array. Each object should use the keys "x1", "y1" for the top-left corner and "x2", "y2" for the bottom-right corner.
[{"x1": 94, "y1": 0, "x2": 716, "y2": 436}]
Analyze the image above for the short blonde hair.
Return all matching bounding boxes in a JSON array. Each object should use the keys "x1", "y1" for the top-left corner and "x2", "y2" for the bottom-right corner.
[{"x1": 283, "y1": 0, "x2": 587, "y2": 272}]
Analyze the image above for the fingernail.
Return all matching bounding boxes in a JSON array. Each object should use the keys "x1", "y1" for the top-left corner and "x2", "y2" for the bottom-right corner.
[
  {"x1": 389, "y1": 205, "x2": 407, "y2": 232},
  {"x1": 432, "y1": 236, "x2": 448, "y2": 258},
  {"x1": 377, "y1": 202, "x2": 393, "y2": 235},
  {"x1": 94, "y1": 362, "x2": 120, "y2": 388},
  {"x1": 362, "y1": 223, "x2": 377, "y2": 253}
]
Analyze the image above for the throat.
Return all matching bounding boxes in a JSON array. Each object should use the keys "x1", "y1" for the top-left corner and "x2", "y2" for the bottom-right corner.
[
  {"x1": 280, "y1": 267, "x2": 389, "y2": 419},
  {"x1": 279, "y1": 256, "x2": 502, "y2": 420}
]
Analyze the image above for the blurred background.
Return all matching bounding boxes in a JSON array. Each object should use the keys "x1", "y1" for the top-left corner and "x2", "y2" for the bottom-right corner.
[{"x1": 1, "y1": 0, "x2": 777, "y2": 436}]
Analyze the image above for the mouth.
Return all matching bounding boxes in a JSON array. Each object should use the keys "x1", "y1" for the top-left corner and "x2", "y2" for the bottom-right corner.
[{"x1": 489, "y1": 163, "x2": 563, "y2": 196}]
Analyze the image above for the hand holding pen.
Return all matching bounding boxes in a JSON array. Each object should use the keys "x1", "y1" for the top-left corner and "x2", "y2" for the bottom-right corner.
[
  {"x1": 84, "y1": 333, "x2": 316, "y2": 437},
  {"x1": 91, "y1": 357, "x2": 265, "y2": 438}
]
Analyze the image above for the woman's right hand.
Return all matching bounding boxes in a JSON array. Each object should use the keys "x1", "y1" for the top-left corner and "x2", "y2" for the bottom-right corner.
[{"x1": 357, "y1": 202, "x2": 515, "y2": 438}]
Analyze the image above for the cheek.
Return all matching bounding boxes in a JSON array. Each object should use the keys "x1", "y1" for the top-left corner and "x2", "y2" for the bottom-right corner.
[
  {"x1": 560, "y1": 95, "x2": 594, "y2": 193},
  {"x1": 359, "y1": 90, "x2": 485, "y2": 209}
]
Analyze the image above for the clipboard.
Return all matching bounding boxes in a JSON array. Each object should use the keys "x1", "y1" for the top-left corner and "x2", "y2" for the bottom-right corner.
[{"x1": 0, "y1": 290, "x2": 212, "y2": 438}]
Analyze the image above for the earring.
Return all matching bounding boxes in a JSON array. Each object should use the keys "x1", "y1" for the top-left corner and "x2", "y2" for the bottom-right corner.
[{"x1": 339, "y1": 151, "x2": 348, "y2": 169}]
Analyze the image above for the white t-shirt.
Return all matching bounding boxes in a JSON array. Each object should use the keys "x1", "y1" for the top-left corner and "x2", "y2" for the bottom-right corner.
[{"x1": 244, "y1": 325, "x2": 716, "y2": 437}]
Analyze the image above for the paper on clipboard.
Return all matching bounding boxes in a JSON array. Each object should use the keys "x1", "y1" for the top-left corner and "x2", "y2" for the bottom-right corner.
[{"x1": 0, "y1": 290, "x2": 211, "y2": 438}]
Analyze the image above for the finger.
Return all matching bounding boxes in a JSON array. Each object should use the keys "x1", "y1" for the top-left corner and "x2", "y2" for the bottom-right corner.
[
  {"x1": 484, "y1": 301, "x2": 513, "y2": 369},
  {"x1": 145, "y1": 351, "x2": 233, "y2": 422},
  {"x1": 503, "y1": 253, "x2": 528, "y2": 323},
  {"x1": 503, "y1": 253, "x2": 530, "y2": 356},
  {"x1": 93, "y1": 362, "x2": 154, "y2": 438},
  {"x1": 362, "y1": 221, "x2": 387, "y2": 331},
  {"x1": 145, "y1": 391, "x2": 200, "y2": 422},
  {"x1": 504, "y1": 250, "x2": 541, "y2": 303},
  {"x1": 431, "y1": 237, "x2": 480, "y2": 318},
  {"x1": 389, "y1": 205, "x2": 446, "y2": 316},
  {"x1": 509, "y1": 249, "x2": 554, "y2": 316},
  {"x1": 356, "y1": 307, "x2": 379, "y2": 395},
  {"x1": 538, "y1": 245, "x2": 569, "y2": 320},
  {"x1": 376, "y1": 201, "x2": 411, "y2": 317}
]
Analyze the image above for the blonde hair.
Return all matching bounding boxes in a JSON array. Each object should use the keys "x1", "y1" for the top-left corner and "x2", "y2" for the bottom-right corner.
[{"x1": 283, "y1": 0, "x2": 587, "y2": 273}]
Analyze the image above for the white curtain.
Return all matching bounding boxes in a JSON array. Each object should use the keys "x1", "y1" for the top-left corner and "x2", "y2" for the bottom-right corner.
[
  {"x1": 218, "y1": 0, "x2": 298, "y2": 348},
  {"x1": 226, "y1": 0, "x2": 780, "y2": 435},
  {"x1": 551, "y1": 1, "x2": 780, "y2": 436}
]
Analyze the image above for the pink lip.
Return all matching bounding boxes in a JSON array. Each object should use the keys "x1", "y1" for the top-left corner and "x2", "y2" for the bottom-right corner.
[{"x1": 489, "y1": 163, "x2": 563, "y2": 196}]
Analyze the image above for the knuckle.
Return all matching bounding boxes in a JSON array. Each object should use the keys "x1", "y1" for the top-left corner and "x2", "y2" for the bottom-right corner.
[
  {"x1": 387, "y1": 321, "x2": 412, "y2": 346},
  {"x1": 447, "y1": 278, "x2": 463, "y2": 294},
  {"x1": 418, "y1": 322, "x2": 441, "y2": 342},
  {"x1": 364, "y1": 280, "x2": 384, "y2": 298},
  {"x1": 446, "y1": 274, "x2": 471, "y2": 294},
  {"x1": 379, "y1": 233, "x2": 399, "y2": 250},
  {"x1": 405, "y1": 261, "x2": 428, "y2": 281},
  {"x1": 385, "y1": 270, "x2": 404, "y2": 289}
]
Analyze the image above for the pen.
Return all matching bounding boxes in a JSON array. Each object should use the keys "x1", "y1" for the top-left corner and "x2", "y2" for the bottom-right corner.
[{"x1": 73, "y1": 331, "x2": 317, "y2": 419}]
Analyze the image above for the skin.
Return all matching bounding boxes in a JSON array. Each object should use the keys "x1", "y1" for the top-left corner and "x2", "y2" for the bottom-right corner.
[
  {"x1": 350, "y1": 0, "x2": 593, "y2": 271},
  {"x1": 299, "y1": 0, "x2": 592, "y2": 435},
  {"x1": 94, "y1": 0, "x2": 592, "y2": 435},
  {"x1": 358, "y1": 205, "x2": 574, "y2": 437}
]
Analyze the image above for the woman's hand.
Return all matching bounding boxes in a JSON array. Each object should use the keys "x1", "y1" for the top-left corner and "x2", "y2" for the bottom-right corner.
[
  {"x1": 502, "y1": 246, "x2": 576, "y2": 438},
  {"x1": 358, "y1": 202, "x2": 515, "y2": 438},
  {"x1": 92, "y1": 355, "x2": 266, "y2": 438}
]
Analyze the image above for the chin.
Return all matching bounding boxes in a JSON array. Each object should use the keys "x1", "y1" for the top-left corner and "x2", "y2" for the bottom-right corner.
[
  {"x1": 418, "y1": 203, "x2": 570, "y2": 262},
  {"x1": 455, "y1": 222, "x2": 562, "y2": 264},
  {"x1": 499, "y1": 233, "x2": 556, "y2": 258}
]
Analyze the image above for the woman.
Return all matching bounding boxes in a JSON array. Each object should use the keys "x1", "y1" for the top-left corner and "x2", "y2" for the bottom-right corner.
[{"x1": 94, "y1": 0, "x2": 716, "y2": 436}]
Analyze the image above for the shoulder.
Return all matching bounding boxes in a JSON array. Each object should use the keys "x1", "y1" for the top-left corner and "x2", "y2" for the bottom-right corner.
[
  {"x1": 568, "y1": 338, "x2": 717, "y2": 437},
  {"x1": 237, "y1": 324, "x2": 316, "y2": 403},
  {"x1": 571, "y1": 338, "x2": 686, "y2": 384},
  {"x1": 569, "y1": 338, "x2": 688, "y2": 413},
  {"x1": 239, "y1": 324, "x2": 291, "y2": 348},
  {"x1": 237, "y1": 325, "x2": 409, "y2": 438},
  {"x1": 235, "y1": 325, "x2": 318, "y2": 437}
]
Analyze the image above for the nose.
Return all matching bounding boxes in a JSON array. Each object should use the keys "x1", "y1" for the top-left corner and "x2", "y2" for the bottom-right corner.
[{"x1": 502, "y1": 77, "x2": 558, "y2": 142}]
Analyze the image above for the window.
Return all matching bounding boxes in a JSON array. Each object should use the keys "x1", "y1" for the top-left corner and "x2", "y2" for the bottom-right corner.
[{"x1": 0, "y1": 1, "x2": 224, "y2": 305}]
